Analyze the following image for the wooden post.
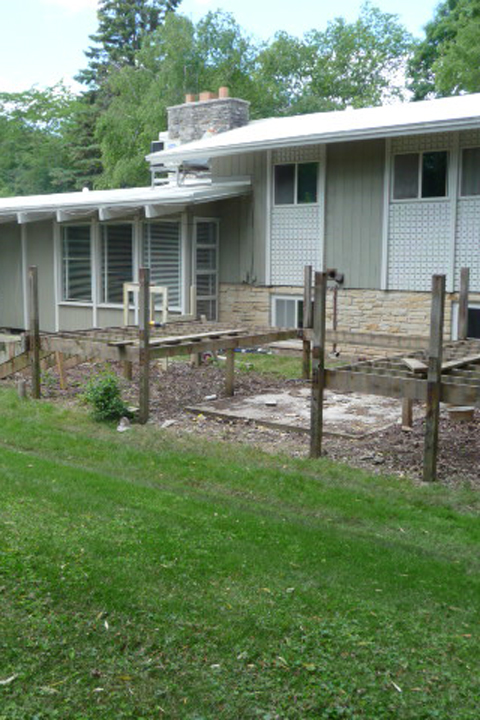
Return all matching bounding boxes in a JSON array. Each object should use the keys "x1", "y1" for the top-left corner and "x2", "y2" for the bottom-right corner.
[
  {"x1": 309, "y1": 271, "x2": 328, "y2": 458},
  {"x1": 55, "y1": 351, "x2": 67, "y2": 390},
  {"x1": 402, "y1": 398, "x2": 413, "y2": 428},
  {"x1": 423, "y1": 274, "x2": 446, "y2": 483},
  {"x1": 458, "y1": 267, "x2": 470, "y2": 340},
  {"x1": 138, "y1": 268, "x2": 150, "y2": 424},
  {"x1": 28, "y1": 266, "x2": 41, "y2": 399},
  {"x1": 122, "y1": 360, "x2": 133, "y2": 381},
  {"x1": 225, "y1": 348, "x2": 235, "y2": 396},
  {"x1": 302, "y1": 265, "x2": 313, "y2": 380}
]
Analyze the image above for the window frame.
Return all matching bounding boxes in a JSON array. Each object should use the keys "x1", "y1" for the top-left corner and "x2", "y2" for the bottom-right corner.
[
  {"x1": 459, "y1": 146, "x2": 480, "y2": 198},
  {"x1": 271, "y1": 295, "x2": 304, "y2": 328},
  {"x1": 391, "y1": 150, "x2": 450, "y2": 202},
  {"x1": 98, "y1": 221, "x2": 134, "y2": 307},
  {"x1": 273, "y1": 161, "x2": 320, "y2": 207},
  {"x1": 61, "y1": 223, "x2": 93, "y2": 305}
]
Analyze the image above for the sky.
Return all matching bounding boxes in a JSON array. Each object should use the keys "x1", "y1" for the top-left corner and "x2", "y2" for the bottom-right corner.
[{"x1": 0, "y1": 0, "x2": 439, "y2": 94}]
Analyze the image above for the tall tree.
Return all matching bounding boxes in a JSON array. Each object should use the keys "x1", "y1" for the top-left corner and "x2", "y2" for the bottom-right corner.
[{"x1": 408, "y1": 0, "x2": 480, "y2": 99}]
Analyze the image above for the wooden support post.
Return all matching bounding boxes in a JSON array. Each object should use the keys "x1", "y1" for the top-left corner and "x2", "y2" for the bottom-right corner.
[
  {"x1": 28, "y1": 266, "x2": 41, "y2": 399},
  {"x1": 402, "y1": 398, "x2": 413, "y2": 428},
  {"x1": 122, "y1": 361, "x2": 133, "y2": 381},
  {"x1": 423, "y1": 274, "x2": 446, "y2": 483},
  {"x1": 55, "y1": 351, "x2": 67, "y2": 390},
  {"x1": 138, "y1": 268, "x2": 150, "y2": 424},
  {"x1": 458, "y1": 267, "x2": 470, "y2": 340},
  {"x1": 225, "y1": 348, "x2": 235, "y2": 396},
  {"x1": 302, "y1": 265, "x2": 313, "y2": 380},
  {"x1": 309, "y1": 271, "x2": 327, "y2": 458}
]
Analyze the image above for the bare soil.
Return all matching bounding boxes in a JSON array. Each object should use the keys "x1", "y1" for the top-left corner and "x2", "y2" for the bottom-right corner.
[{"x1": 5, "y1": 358, "x2": 480, "y2": 488}]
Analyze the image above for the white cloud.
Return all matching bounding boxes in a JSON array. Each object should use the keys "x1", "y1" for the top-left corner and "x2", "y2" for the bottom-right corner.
[{"x1": 43, "y1": 0, "x2": 99, "y2": 12}]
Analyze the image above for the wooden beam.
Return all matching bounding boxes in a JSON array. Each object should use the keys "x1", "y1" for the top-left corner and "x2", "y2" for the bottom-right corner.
[
  {"x1": 402, "y1": 357, "x2": 428, "y2": 373},
  {"x1": 225, "y1": 348, "x2": 235, "y2": 396},
  {"x1": 310, "y1": 271, "x2": 327, "y2": 458},
  {"x1": 138, "y1": 267, "x2": 150, "y2": 425},
  {"x1": 302, "y1": 265, "x2": 313, "y2": 380},
  {"x1": 304, "y1": 328, "x2": 429, "y2": 351},
  {"x1": 458, "y1": 267, "x2": 470, "y2": 340},
  {"x1": 28, "y1": 266, "x2": 41, "y2": 399},
  {"x1": 423, "y1": 274, "x2": 446, "y2": 483}
]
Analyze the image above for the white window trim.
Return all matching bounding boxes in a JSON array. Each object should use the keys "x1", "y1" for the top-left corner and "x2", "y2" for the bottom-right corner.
[
  {"x1": 451, "y1": 301, "x2": 480, "y2": 340},
  {"x1": 271, "y1": 294, "x2": 303, "y2": 328},
  {"x1": 391, "y1": 149, "x2": 450, "y2": 203},
  {"x1": 273, "y1": 161, "x2": 320, "y2": 207}
]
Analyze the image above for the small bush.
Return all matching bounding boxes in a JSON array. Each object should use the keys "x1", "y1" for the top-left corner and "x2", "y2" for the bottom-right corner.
[{"x1": 83, "y1": 370, "x2": 129, "y2": 422}]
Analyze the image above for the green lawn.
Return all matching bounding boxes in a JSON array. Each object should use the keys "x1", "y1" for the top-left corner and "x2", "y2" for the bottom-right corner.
[{"x1": 0, "y1": 388, "x2": 479, "y2": 719}]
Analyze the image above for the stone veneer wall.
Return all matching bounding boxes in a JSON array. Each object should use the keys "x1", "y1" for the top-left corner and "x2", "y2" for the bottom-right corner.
[
  {"x1": 167, "y1": 98, "x2": 250, "y2": 145},
  {"x1": 219, "y1": 283, "x2": 480, "y2": 340}
]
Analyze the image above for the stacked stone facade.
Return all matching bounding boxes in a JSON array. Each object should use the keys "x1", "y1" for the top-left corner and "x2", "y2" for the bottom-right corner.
[{"x1": 167, "y1": 98, "x2": 250, "y2": 145}]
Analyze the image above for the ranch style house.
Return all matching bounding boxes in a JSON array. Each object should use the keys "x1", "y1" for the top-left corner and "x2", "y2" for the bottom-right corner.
[{"x1": 0, "y1": 89, "x2": 479, "y2": 338}]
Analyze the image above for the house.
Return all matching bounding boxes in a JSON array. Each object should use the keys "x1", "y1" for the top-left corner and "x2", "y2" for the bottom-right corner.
[{"x1": 1, "y1": 88, "x2": 480, "y2": 338}]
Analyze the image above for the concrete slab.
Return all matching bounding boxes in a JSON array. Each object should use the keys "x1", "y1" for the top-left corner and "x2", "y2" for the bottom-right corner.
[{"x1": 189, "y1": 387, "x2": 418, "y2": 438}]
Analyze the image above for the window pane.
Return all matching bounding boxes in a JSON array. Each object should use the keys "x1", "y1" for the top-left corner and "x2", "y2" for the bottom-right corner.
[
  {"x1": 62, "y1": 226, "x2": 91, "y2": 302},
  {"x1": 102, "y1": 225, "x2": 133, "y2": 304},
  {"x1": 461, "y1": 148, "x2": 480, "y2": 196},
  {"x1": 393, "y1": 154, "x2": 419, "y2": 199},
  {"x1": 422, "y1": 151, "x2": 448, "y2": 198},
  {"x1": 144, "y1": 222, "x2": 181, "y2": 309},
  {"x1": 274, "y1": 164, "x2": 295, "y2": 204},
  {"x1": 297, "y1": 163, "x2": 318, "y2": 204},
  {"x1": 467, "y1": 308, "x2": 480, "y2": 339}
]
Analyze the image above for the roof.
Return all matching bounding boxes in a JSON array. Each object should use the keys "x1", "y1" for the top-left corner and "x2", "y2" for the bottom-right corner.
[
  {"x1": 147, "y1": 93, "x2": 480, "y2": 165},
  {"x1": 0, "y1": 178, "x2": 251, "y2": 223}
]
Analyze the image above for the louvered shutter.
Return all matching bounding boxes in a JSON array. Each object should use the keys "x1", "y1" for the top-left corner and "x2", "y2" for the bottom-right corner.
[
  {"x1": 101, "y1": 225, "x2": 133, "y2": 304},
  {"x1": 144, "y1": 222, "x2": 181, "y2": 310}
]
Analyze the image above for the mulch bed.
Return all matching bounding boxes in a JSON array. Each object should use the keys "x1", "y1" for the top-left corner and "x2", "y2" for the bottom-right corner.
[{"x1": 4, "y1": 358, "x2": 480, "y2": 488}]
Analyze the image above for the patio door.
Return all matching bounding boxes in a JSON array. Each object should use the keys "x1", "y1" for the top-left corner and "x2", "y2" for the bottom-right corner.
[{"x1": 194, "y1": 219, "x2": 219, "y2": 321}]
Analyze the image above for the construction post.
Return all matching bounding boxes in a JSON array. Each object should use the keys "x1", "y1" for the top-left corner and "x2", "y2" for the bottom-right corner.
[
  {"x1": 309, "y1": 271, "x2": 327, "y2": 458},
  {"x1": 302, "y1": 265, "x2": 313, "y2": 380},
  {"x1": 138, "y1": 267, "x2": 150, "y2": 424},
  {"x1": 458, "y1": 267, "x2": 470, "y2": 341},
  {"x1": 225, "y1": 348, "x2": 235, "y2": 396},
  {"x1": 423, "y1": 274, "x2": 445, "y2": 483},
  {"x1": 28, "y1": 266, "x2": 41, "y2": 399}
]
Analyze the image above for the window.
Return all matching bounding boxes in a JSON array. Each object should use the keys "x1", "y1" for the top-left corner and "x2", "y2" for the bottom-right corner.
[
  {"x1": 144, "y1": 221, "x2": 181, "y2": 310},
  {"x1": 272, "y1": 296, "x2": 310, "y2": 328},
  {"x1": 195, "y1": 221, "x2": 218, "y2": 321},
  {"x1": 274, "y1": 162, "x2": 318, "y2": 205},
  {"x1": 393, "y1": 151, "x2": 448, "y2": 200},
  {"x1": 461, "y1": 147, "x2": 480, "y2": 196},
  {"x1": 101, "y1": 224, "x2": 133, "y2": 304},
  {"x1": 62, "y1": 225, "x2": 92, "y2": 302}
]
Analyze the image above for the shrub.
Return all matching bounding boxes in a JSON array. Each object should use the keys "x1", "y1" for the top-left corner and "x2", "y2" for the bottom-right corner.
[{"x1": 83, "y1": 370, "x2": 129, "y2": 422}]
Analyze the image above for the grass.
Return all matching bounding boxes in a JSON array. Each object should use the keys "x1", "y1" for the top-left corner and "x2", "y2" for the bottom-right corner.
[{"x1": 0, "y1": 388, "x2": 479, "y2": 719}]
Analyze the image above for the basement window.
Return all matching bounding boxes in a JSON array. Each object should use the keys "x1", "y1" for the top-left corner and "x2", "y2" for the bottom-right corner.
[
  {"x1": 101, "y1": 224, "x2": 133, "y2": 304},
  {"x1": 62, "y1": 225, "x2": 92, "y2": 302},
  {"x1": 274, "y1": 162, "x2": 319, "y2": 205},
  {"x1": 393, "y1": 151, "x2": 448, "y2": 200},
  {"x1": 272, "y1": 296, "x2": 306, "y2": 328},
  {"x1": 461, "y1": 147, "x2": 480, "y2": 196}
]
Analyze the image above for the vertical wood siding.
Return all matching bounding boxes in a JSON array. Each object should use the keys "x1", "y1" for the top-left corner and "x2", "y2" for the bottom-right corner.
[{"x1": 0, "y1": 224, "x2": 23, "y2": 329}]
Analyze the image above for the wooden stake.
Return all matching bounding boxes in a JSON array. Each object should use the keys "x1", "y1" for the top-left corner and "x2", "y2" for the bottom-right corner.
[
  {"x1": 402, "y1": 398, "x2": 413, "y2": 428},
  {"x1": 225, "y1": 348, "x2": 235, "y2": 396},
  {"x1": 122, "y1": 360, "x2": 133, "y2": 381},
  {"x1": 138, "y1": 268, "x2": 150, "y2": 424},
  {"x1": 302, "y1": 265, "x2": 313, "y2": 380},
  {"x1": 28, "y1": 266, "x2": 41, "y2": 399},
  {"x1": 310, "y1": 271, "x2": 327, "y2": 458},
  {"x1": 55, "y1": 351, "x2": 67, "y2": 390},
  {"x1": 423, "y1": 274, "x2": 446, "y2": 483},
  {"x1": 458, "y1": 267, "x2": 470, "y2": 340}
]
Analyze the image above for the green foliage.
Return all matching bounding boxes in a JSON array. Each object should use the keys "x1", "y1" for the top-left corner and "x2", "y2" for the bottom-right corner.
[
  {"x1": 83, "y1": 370, "x2": 129, "y2": 421},
  {"x1": 408, "y1": 0, "x2": 480, "y2": 99}
]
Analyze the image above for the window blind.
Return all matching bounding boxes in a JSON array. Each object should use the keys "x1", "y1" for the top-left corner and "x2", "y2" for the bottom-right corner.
[
  {"x1": 62, "y1": 226, "x2": 92, "y2": 302},
  {"x1": 144, "y1": 222, "x2": 181, "y2": 309},
  {"x1": 101, "y1": 224, "x2": 133, "y2": 304}
]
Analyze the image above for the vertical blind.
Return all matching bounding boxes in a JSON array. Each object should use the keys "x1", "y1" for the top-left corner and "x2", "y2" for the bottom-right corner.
[
  {"x1": 62, "y1": 225, "x2": 92, "y2": 302},
  {"x1": 144, "y1": 222, "x2": 181, "y2": 309},
  {"x1": 101, "y1": 224, "x2": 133, "y2": 304}
]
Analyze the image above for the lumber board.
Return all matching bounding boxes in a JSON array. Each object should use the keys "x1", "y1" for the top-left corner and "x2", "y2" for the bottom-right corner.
[
  {"x1": 0, "y1": 350, "x2": 50, "y2": 379},
  {"x1": 441, "y1": 353, "x2": 480, "y2": 372},
  {"x1": 148, "y1": 328, "x2": 247, "y2": 347},
  {"x1": 303, "y1": 328, "x2": 429, "y2": 350},
  {"x1": 402, "y1": 357, "x2": 428, "y2": 373}
]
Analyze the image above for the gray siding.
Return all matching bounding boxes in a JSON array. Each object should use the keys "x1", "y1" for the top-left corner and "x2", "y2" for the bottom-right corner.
[
  {"x1": 325, "y1": 139, "x2": 385, "y2": 289},
  {"x1": 97, "y1": 308, "x2": 125, "y2": 326},
  {"x1": 212, "y1": 152, "x2": 267, "y2": 284},
  {"x1": 59, "y1": 305, "x2": 93, "y2": 330},
  {"x1": 0, "y1": 224, "x2": 23, "y2": 329},
  {"x1": 26, "y1": 221, "x2": 56, "y2": 331}
]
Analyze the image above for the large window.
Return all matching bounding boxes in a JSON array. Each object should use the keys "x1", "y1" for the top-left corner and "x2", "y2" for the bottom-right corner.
[
  {"x1": 274, "y1": 162, "x2": 318, "y2": 205},
  {"x1": 101, "y1": 224, "x2": 133, "y2": 304},
  {"x1": 461, "y1": 147, "x2": 480, "y2": 196},
  {"x1": 144, "y1": 221, "x2": 181, "y2": 310},
  {"x1": 393, "y1": 151, "x2": 448, "y2": 200},
  {"x1": 62, "y1": 225, "x2": 92, "y2": 302}
]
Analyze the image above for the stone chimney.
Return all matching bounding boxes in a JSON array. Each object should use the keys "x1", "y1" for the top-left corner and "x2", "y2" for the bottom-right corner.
[{"x1": 167, "y1": 87, "x2": 250, "y2": 145}]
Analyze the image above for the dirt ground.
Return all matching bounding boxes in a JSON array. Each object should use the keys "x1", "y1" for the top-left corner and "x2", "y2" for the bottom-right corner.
[{"x1": 4, "y1": 358, "x2": 480, "y2": 488}]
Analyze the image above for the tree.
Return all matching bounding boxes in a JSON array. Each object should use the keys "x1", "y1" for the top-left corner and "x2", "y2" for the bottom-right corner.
[{"x1": 408, "y1": 0, "x2": 480, "y2": 99}]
